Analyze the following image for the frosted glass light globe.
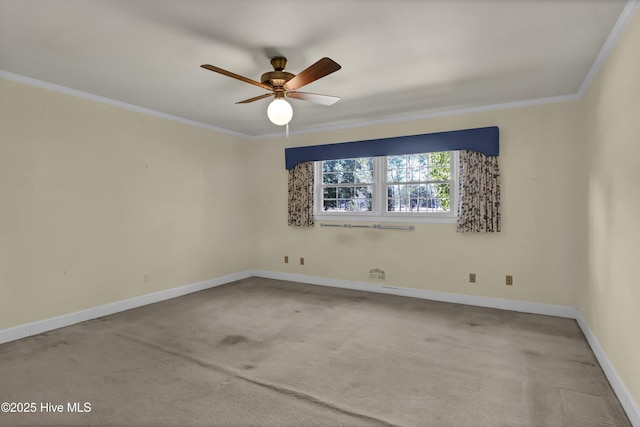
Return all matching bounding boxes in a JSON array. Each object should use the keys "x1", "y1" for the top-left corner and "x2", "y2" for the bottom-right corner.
[{"x1": 267, "y1": 98, "x2": 293, "y2": 125}]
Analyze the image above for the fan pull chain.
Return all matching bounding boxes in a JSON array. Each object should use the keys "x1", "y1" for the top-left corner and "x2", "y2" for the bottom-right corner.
[{"x1": 286, "y1": 123, "x2": 289, "y2": 138}]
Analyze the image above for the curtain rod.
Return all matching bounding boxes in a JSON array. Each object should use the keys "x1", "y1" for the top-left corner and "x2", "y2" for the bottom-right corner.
[{"x1": 320, "y1": 223, "x2": 415, "y2": 231}]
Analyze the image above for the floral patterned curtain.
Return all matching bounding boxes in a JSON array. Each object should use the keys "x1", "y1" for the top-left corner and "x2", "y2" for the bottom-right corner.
[
  {"x1": 457, "y1": 150, "x2": 501, "y2": 232},
  {"x1": 287, "y1": 162, "x2": 315, "y2": 227}
]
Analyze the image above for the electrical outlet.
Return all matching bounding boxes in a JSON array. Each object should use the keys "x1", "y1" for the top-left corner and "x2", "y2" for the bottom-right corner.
[
  {"x1": 284, "y1": 256, "x2": 288, "y2": 264},
  {"x1": 144, "y1": 273, "x2": 151, "y2": 283},
  {"x1": 469, "y1": 273, "x2": 476, "y2": 283},
  {"x1": 506, "y1": 275, "x2": 513, "y2": 286},
  {"x1": 300, "y1": 257, "x2": 304, "y2": 265}
]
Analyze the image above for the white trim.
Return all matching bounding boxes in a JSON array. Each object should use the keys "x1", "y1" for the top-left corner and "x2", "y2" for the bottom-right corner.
[
  {"x1": 253, "y1": 269, "x2": 639, "y2": 425},
  {"x1": 575, "y1": 314, "x2": 640, "y2": 427},
  {"x1": 0, "y1": 269, "x2": 637, "y2": 424},
  {"x1": 0, "y1": 70, "x2": 247, "y2": 139},
  {"x1": 259, "y1": 94, "x2": 582, "y2": 139},
  {"x1": 0, "y1": 68, "x2": 580, "y2": 141},
  {"x1": 315, "y1": 215, "x2": 458, "y2": 224},
  {"x1": 314, "y1": 152, "x2": 459, "y2": 224},
  {"x1": 0, "y1": 270, "x2": 252, "y2": 345},
  {"x1": 253, "y1": 270, "x2": 578, "y2": 318},
  {"x1": 577, "y1": 0, "x2": 640, "y2": 97},
  {"x1": 2, "y1": 1, "x2": 636, "y2": 141}
]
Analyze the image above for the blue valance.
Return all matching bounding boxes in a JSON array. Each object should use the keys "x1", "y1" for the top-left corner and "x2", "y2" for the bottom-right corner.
[{"x1": 285, "y1": 126, "x2": 499, "y2": 170}]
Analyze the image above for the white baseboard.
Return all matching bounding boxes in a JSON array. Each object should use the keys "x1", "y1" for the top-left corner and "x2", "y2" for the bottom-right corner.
[
  {"x1": 253, "y1": 270, "x2": 579, "y2": 318},
  {"x1": 1, "y1": 269, "x2": 637, "y2": 425},
  {"x1": 0, "y1": 270, "x2": 252, "y2": 345},
  {"x1": 575, "y1": 314, "x2": 640, "y2": 427},
  {"x1": 253, "y1": 269, "x2": 639, "y2": 426}
]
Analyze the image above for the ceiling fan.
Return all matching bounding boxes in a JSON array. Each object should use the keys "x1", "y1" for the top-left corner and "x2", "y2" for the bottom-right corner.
[{"x1": 201, "y1": 56, "x2": 341, "y2": 126}]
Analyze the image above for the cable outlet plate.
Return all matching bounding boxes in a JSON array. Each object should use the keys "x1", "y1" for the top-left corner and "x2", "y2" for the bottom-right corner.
[{"x1": 369, "y1": 268, "x2": 386, "y2": 280}]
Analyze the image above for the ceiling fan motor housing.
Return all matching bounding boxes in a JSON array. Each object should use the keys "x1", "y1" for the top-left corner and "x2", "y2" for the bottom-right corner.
[
  {"x1": 261, "y1": 57, "x2": 294, "y2": 88},
  {"x1": 261, "y1": 71, "x2": 295, "y2": 87}
]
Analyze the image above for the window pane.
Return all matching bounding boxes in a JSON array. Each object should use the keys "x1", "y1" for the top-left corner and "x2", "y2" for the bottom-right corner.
[
  {"x1": 342, "y1": 159, "x2": 355, "y2": 170},
  {"x1": 387, "y1": 184, "x2": 407, "y2": 212},
  {"x1": 320, "y1": 152, "x2": 452, "y2": 217},
  {"x1": 387, "y1": 155, "x2": 406, "y2": 182},
  {"x1": 322, "y1": 182, "x2": 372, "y2": 212},
  {"x1": 429, "y1": 165, "x2": 450, "y2": 181},
  {"x1": 427, "y1": 183, "x2": 450, "y2": 212},
  {"x1": 323, "y1": 172, "x2": 338, "y2": 184},
  {"x1": 338, "y1": 187, "x2": 354, "y2": 198},
  {"x1": 323, "y1": 187, "x2": 337, "y2": 199},
  {"x1": 356, "y1": 157, "x2": 373, "y2": 170},
  {"x1": 407, "y1": 154, "x2": 423, "y2": 182},
  {"x1": 323, "y1": 160, "x2": 338, "y2": 173},
  {"x1": 355, "y1": 186, "x2": 372, "y2": 199},
  {"x1": 431, "y1": 151, "x2": 450, "y2": 167},
  {"x1": 387, "y1": 152, "x2": 452, "y2": 183},
  {"x1": 321, "y1": 157, "x2": 373, "y2": 214},
  {"x1": 428, "y1": 152, "x2": 451, "y2": 181},
  {"x1": 323, "y1": 200, "x2": 337, "y2": 211},
  {"x1": 337, "y1": 198, "x2": 372, "y2": 212},
  {"x1": 323, "y1": 158, "x2": 372, "y2": 185},
  {"x1": 383, "y1": 151, "x2": 452, "y2": 213},
  {"x1": 354, "y1": 170, "x2": 372, "y2": 183},
  {"x1": 337, "y1": 172, "x2": 349, "y2": 184}
]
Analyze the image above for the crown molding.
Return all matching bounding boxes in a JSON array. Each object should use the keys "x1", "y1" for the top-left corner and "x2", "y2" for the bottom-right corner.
[
  {"x1": 0, "y1": 70, "x2": 582, "y2": 141},
  {"x1": 259, "y1": 94, "x2": 581, "y2": 139},
  {"x1": 2, "y1": 0, "x2": 638, "y2": 140},
  {"x1": 0, "y1": 70, "x2": 248, "y2": 139},
  {"x1": 577, "y1": 0, "x2": 640, "y2": 97}
]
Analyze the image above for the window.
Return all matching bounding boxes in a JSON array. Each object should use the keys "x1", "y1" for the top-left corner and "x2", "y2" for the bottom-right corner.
[
  {"x1": 315, "y1": 151, "x2": 458, "y2": 223},
  {"x1": 320, "y1": 158, "x2": 374, "y2": 212}
]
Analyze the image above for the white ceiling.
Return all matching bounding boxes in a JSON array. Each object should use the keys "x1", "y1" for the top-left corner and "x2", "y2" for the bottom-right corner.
[{"x1": 0, "y1": 0, "x2": 635, "y2": 138}]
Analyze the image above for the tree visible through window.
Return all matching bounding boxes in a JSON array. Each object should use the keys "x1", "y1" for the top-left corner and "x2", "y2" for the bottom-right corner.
[
  {"x1": 321, "y1": 158, "x2": 374, "y2": 212},
  {"x1": 316, "y1": 152, "x2": 456, "y2": 221},
  {"x1": 386, "y1": 152, "x2": 451, "y2": 213}
]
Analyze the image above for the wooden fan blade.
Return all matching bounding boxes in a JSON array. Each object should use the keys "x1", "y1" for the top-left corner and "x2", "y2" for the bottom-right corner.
[
  {"x1": 201, "y1": 64, "x2": 272, "y2": 91},
  {"x1": 236, "y1": 93, "x2": 274, "y2": 104},
  {"x1": 286, "y1": 91, "x2": 340, "y2": 106},
  {"x1": 284, "y1": 57, "x2": 341, "y2": 91}
]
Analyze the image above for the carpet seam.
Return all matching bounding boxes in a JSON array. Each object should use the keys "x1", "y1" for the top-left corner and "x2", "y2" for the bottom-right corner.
[{"x1": 115, "y1": 332, "x2": 400, "y2": 427}]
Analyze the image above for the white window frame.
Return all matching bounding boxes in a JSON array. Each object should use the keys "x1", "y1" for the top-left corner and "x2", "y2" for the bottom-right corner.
[{"x1": 314, "y1": 151, "x2": 459, "y2": 224}]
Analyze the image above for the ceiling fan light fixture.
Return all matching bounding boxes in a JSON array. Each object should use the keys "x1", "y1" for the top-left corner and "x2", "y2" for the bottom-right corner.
[
  {"x1": 267, "y1": 98, "x2": 293, "y2": 126},
  {"x1": 201, "y1": 56, "x2": 341, "y2": 128}
]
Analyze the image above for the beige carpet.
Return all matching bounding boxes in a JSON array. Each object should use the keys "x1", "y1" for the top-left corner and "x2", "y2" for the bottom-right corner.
[{"x1": 0, "y1": 277, "x2": 631, "y2": 426}]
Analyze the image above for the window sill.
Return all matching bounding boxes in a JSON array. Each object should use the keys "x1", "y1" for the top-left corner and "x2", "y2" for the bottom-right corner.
[{"x1": 314, "y1": 213, "x2": 457, "y2": 224}]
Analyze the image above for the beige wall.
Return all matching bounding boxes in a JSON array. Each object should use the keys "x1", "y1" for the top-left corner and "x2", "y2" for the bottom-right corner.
[
  {"x1": 1, "y1": 8, "x2": 637, "y2": 412},
  {"x1": 581, "y1": 9, "x2": 640, "y2": 407},
  {"x1": 1, "y1": 76, "x2": 588, "y2": 331},
  {"x1": 251, "y1": 101, "x2": 586, "y2": 307},
  {"x1": 0, "y1": 79, "x2": 255, "y2": 329}
]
